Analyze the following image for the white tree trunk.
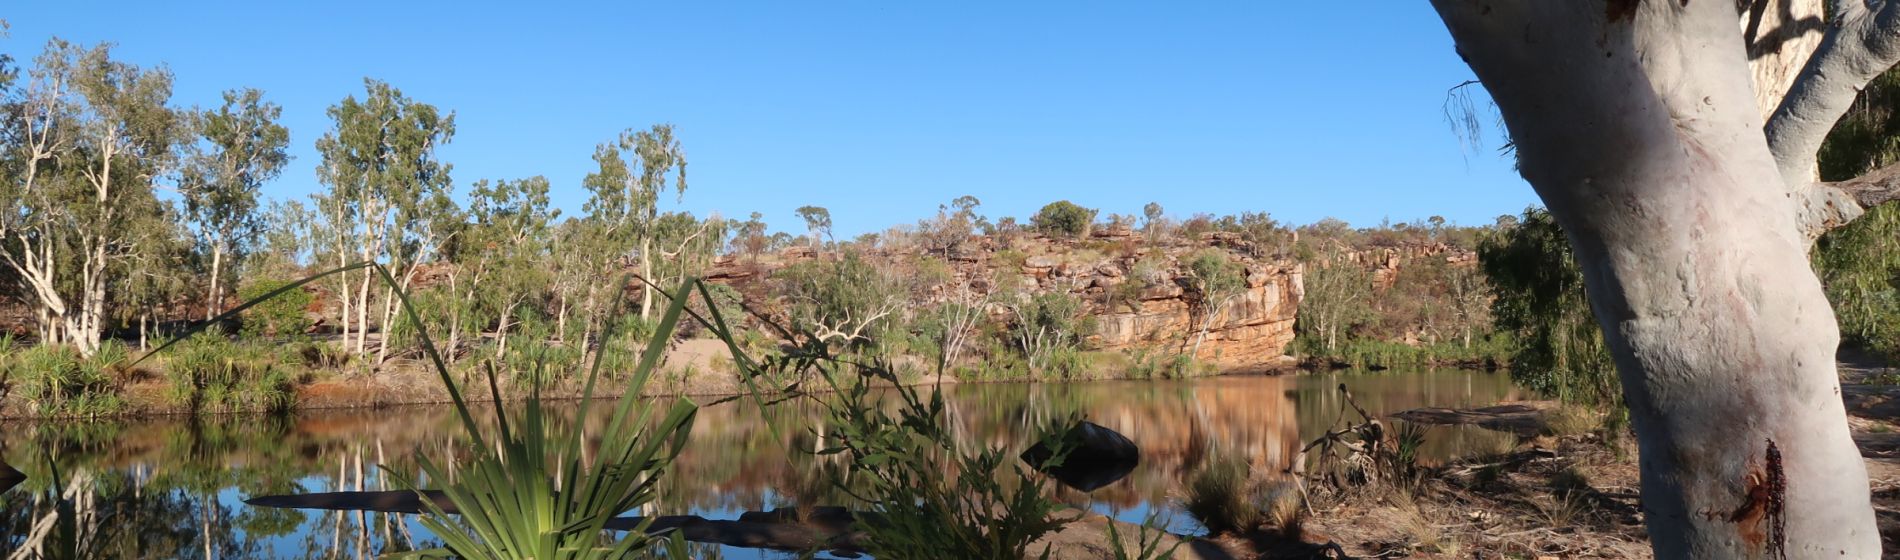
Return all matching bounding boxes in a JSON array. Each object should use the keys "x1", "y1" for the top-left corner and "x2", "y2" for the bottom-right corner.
[
  {"x1": 1429, "y1": 2, "x2": 1878, "y2": 557},
  {"x1": 640, "y1": 236, "x2": 654, "y2": 319},
  {"x1": 206, "y1": 242, "x2": 225, "y2": 321}
]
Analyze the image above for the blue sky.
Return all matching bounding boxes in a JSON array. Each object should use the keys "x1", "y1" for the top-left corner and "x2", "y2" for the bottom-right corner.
[{"x1": 8, "y1": 2, "x2": 1530, "y2": 237}]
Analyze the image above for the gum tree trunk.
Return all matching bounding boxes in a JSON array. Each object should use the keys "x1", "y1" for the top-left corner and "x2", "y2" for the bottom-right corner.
[{"x1": 1429, "y1": 1, "x2": 1895, "y2": 557}]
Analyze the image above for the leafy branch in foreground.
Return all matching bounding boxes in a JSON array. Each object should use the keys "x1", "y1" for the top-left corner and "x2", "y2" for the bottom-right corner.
[
  {"x1": 379, "y1": 268, "x2": 702, "y2": 560},
  {"x1": 668, "y1": 279, "x2": 1090, "y2": 559},
  {"x1": 152, "y1": 263, "x2": 704, "y2": 559}
]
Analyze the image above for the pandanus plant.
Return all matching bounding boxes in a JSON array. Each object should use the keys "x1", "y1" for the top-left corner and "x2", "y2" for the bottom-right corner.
[{"x1": 138, "y1": 263, "x2": 703, "y2": 559}]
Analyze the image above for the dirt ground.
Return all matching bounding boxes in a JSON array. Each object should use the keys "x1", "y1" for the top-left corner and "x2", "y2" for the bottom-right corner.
[{"x1": 1168, "y1": 356, "x2": 1900, "y2": 560}]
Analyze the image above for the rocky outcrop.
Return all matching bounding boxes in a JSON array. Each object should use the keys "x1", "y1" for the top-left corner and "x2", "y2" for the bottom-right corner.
[
  {"x1": 1088, "y1": 261, "x2": 1301, "y2": 371},
  {"x1": 1342, "y1": 241, "x2": 1476, "y2": 287},
  {"x1": 713, "y1": 229, "x2": 1304, "y2": 372}
]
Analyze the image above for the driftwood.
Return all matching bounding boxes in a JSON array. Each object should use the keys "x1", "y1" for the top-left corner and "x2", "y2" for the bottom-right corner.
[
  {"x1": 1389, "y1": 402, "x2": 1555, "y2": 437},
  {"x1": 247, "y1": 491, "x2": 868, "y2": 552},
  {"x1": 1289, "y1": 383, "x2": 1387, "y2": 489}
]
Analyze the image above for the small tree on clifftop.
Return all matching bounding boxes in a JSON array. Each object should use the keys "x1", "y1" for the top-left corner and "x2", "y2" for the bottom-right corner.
[{"x1": 1031, "y1": 200, "x2": 1095, "y2": 239}]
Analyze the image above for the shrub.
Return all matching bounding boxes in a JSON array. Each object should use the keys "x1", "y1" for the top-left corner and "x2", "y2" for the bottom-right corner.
[
  {"x1": 808, "y1": 356, "x2": 1077, "y2": 558},
  {"x1": 681, "y1": 282, "x2": 746, "y2": 339},
  {"x1": 1031, "y1": 200, "x2": 1096, "y2": 238},
  {"x1": 10, "y1": 344, "x2": 123, "y2": 417},
  {"x1": 237, "y1": 279, "x2": 315, "y2": 338},
  {"x1": 165, "y1": 334, "x2": 298, "y2": 413}
]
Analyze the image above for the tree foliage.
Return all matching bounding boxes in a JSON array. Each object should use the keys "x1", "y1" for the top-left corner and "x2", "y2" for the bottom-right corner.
[
  {"x1": 1031, "y1": 200, "x2": 1095, "y2": 238},
  {"x1": 0, "y1": 39, "x2": 185, "y2": 355},
  {"x1": 1477, "y1": 207, "x2": 1616, "y2": 406}
]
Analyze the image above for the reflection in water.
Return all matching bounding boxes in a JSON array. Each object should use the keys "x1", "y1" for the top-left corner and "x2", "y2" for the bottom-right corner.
[{"x1": 0, "y1": 370, "x2": 1516, "y2": 557}]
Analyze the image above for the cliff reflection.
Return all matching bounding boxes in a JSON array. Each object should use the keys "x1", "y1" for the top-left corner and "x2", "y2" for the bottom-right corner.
[{"x1": 0, "y1": 370, "x2": 1516, "y2": 557}]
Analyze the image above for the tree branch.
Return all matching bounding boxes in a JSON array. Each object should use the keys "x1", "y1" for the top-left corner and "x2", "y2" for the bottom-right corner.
[
  {"x1": 1767, "y1": 0, "x2": 1900, "y2": 190},
  {"x1": 1797, "y1": 159, "x2": 1900, "y2": 237},
  {"x1": 1833, "y1": 160, "x2": 1900, "y2": 208}
]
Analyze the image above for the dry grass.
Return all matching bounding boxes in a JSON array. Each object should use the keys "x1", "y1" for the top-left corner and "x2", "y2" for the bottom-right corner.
[
  {"x1": 1540, "y1": 404, "x2": 1598, "y2": 437},
  {"x1": 1182, "y1": 455, "x2": 1260, "y2": 534},
  {"x1": 1253, "y1": 479, "x2": 1304, "y2": 535},
  {"x1": 1388, "y1": 491, "x2": 1456, "y2": 556}
]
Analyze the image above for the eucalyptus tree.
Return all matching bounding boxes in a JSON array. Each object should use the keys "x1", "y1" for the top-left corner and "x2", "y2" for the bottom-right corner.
[
  {"x1": 648, "y1": 210, "x2": 727, "y2": 298},
  {"x1": 1142, "y1": 202, "x2": 1165, "y2": 241},
  {"x1": 1428, "y1": 1, "x2": 1900, "y2": 554},
  {"x1": 1185, "y1": 248, "x2": 1245, "y2": 357},
  {"x1": 179, "y1": 88, "x2": 290, "y2": 320},
  {"x1": 730, "y1": 211, "x2": 769, "y2": 262},
  {"x1": 581, "y1": 123, "x2": 688, "y2": 321},
  {"x1": 918, "y1": 196, "x2": 982, "y2": 257},
  {"x1": 250, "y1": 199, "x2": 315, "y2": 280},
  {"x1": 777, "y1": 251, "x2": 904, "y2": 348},
  {"x1": 1296, "y1": 245, "x2": 1372, "y2": 355},
  {"x1": 795, "y1": 205, "x2": 832, "y2": 250},
  {"x1": 116, "y1": 213, "x2": 195, "y2": 349},
  {"x1": 0, "y1": 39, "x2": 185, "y2": 355},
  {"x1": 456, "y1": 176, "x2": 558, "y2": 361},
  {"x1": 313, "y1": 79, "x2": 457, "y2": 361}
]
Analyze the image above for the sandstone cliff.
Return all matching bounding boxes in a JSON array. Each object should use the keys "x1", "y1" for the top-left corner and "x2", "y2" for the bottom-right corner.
[{"x1": 710, "y1": 226, "x2": 1304, "y2": 372}]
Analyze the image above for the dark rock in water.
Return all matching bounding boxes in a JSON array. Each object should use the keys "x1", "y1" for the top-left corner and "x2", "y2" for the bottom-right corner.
[
  {"x1": 0, "y1": 459, "x2": 22, "y2": 495},
  {"x1": 1020, "y1": 420, "x2": 1139, "y2": 492}
]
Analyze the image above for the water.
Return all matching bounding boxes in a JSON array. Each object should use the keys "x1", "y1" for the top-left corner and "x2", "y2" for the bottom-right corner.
[{"x1": 0, "y1": 369, "x2": 1519, "y2": 559}]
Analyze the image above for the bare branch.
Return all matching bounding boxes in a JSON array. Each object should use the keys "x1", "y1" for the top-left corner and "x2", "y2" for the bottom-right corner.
[{"x1": 1797, "y1": 159, "x2": 1900, "y2": 237}]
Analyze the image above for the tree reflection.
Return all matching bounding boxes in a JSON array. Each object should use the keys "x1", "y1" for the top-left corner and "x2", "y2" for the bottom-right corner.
[{"x1": 2, "y1": 371, "x2": 1517, "y2": 556}]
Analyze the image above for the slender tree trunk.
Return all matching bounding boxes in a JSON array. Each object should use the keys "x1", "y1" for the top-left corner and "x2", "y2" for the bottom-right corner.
[
  {"x1": 496, "y1": 303, "x2": 518, "y2": 361},
  {"x1": 1430, "y1": 2, "x2": 1877, "y2": 557},
  {"x1": 355, "y1": 267, "x2": 372, "y2": 355},
  {"x1": 1191, "y1": 296, "x2": 1235, "y2": 359},
  {"x1": 446, "y1": 275, "x2": 466, "y2": 364},
  {"x1": 640, "y1": 236, "x2": 654, "y2": 319},
  {"x1": 206, "y1": 242, "x2": 224, "y2": 321},
  {"x1": 556, "y1": 293, "x2": 569, "y2": 343},
  {"x1": 332, "y1": 209, "x2": 352, "y2": 354}
]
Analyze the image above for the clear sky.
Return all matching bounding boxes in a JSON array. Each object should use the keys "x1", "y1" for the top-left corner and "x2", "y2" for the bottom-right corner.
[{"x1": 7, "y1": 2, "x2": 1530, "y2": 237}]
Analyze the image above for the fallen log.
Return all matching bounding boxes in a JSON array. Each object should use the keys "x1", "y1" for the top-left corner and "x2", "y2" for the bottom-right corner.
[
  {"x1": 247, "y1": 491, "x2": 867, "y2": 553},
  {"x1": 1389, "y1": 401, "x2": 1555, "y2": 437}
]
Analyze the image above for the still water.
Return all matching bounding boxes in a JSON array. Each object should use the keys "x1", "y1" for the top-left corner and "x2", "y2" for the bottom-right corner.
[{"x1": 0, "y1": 370, "x2": 1518, "y2": 559}]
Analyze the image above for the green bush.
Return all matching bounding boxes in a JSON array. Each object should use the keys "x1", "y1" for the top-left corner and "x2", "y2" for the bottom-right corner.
[
  {"x1": 1031, "y1": 200, "x2": 1097, "y2": 238},
  {"x1": 237, "y1": 279, "x2": 315, "y2": 338},
  {"x1": 1295, "y1": 334, "x2": 1514, "y2": 370},
  {"x1": 800, "y1": 354, "x2": 1079, "y2": 559}
]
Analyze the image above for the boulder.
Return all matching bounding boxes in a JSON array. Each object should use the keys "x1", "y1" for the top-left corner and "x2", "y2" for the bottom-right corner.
[{"x1": 1020, "y1": 421, "x2": 1140, "y2": 492}]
